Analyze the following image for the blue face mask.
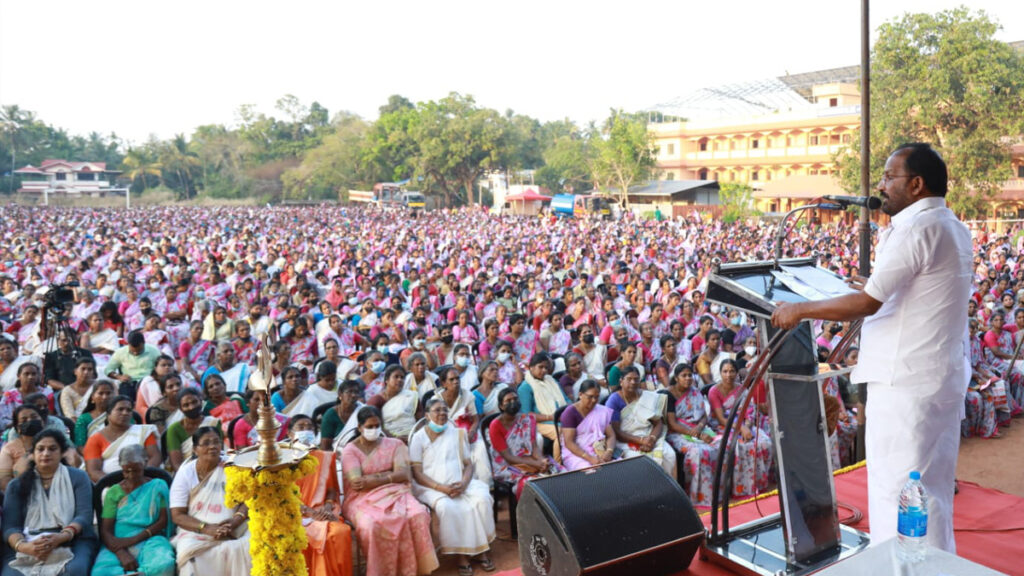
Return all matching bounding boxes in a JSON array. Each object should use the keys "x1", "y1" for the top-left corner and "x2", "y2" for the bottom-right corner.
[
  {"x1": 371, "y1": 360, "x2": 386, "y2": 373},
  {"x1": 730, "y1": 316, "x2": 742, "y2": 326},
  {"x1": 428, "y1": 421, "x2": 448, "y2": 434}
]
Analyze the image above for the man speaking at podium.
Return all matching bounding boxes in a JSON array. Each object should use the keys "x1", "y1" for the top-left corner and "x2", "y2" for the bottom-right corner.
[{"x1": 772, "y1": 143, "x2": 971, "y2": 553}]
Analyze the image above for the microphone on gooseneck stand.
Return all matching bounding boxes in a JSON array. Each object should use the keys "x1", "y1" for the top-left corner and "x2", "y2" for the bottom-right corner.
[{"x1": 823, "y1": 195, "x2": 882, "y2": 210}]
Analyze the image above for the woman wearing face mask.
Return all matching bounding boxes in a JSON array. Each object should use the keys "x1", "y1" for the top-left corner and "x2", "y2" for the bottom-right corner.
[
  {"x1": 84, "y1": 395, "x2": 162, "y2": 482},
  {"x1": 488, "y1": 388, "x2": 561, "y2": 498},
  {"x1": 573, "y1": 325, "x2": 607, "y2": 392},
  {"x1": 0, "y1": 405, "x2": 76, "y2": 490},
  {"x1": 372, "y1": 366, "x2": 419, "y2": 440},
  {"x1": 410, "y1": 398, "x2": 496, "y2": 576},
  {"x1": 607, "y1": 367, "x2": 676, "y2": 479},
  {"x1": 664, "y1": 364, "x2": 718, "y2": 506},
  {"x1": 358, "y1": 351, "x2": 387, "y2": 399},
  {"x1": 400, "y1": 329, "x2": 435, "y2": 370},
  {"x1": 559, "y1": 380, "x2": 616, "y2": 471},
  {"x1": 492, "y1": 341, "x2": 523, "y2": 387},
  {"x1": 341, "y1": 406, "x2": 439, "y2": 576},
  {"x1": 473, "y1": 361, "x2": 508, "y2": 417},
  {"x1": 434, "y1": 325, "x2": 456, "y2": 366},
  {"x1": 166, "y1": 388, "x2": 221, "y2": 473},
  {"x1": 452, "y1": 344, "x2": 479, "y2": 391},
  {"x1": 73, "y1": 379, "x2": 116, "y2": 450},
  {"x1": 437, "y1": 367, "x2": 492, "y2": 485},
  {"x1": 289, "y1": 415, "x2": 354, "y2": 576},
  {"x1": 3, "y1": 429, "x2": 98, "y2": 576}
]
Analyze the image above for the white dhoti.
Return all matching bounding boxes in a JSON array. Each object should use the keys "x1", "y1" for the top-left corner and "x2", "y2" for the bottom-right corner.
[{"x1": 865, "y1": 380, "x2": 962, "y2": 553}]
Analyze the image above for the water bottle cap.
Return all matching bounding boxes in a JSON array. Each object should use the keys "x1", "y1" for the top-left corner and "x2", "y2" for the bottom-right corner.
[{"x1": 909, "y1": 471, "x2": 921, "y2": 481}]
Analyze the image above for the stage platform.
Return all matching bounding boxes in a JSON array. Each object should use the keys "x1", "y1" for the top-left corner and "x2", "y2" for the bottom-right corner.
[{"x1": 496, "y1": 462, "x2": 1023, "y2": 576}]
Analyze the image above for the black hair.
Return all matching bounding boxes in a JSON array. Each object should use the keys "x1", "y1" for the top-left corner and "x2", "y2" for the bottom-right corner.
[
  {"x1": 895, "y1": 143, "x2": 948, "y2": 196},
  {"x1": 191, "y1": 425, "x2": 222, "y2": 449},
  {"x1": 578, "y1": 379, "x2": 600, "y2": 396},
  {"x1": 84, "y1": 379, "x2": 117, "y2": 413},
  {"x1": 356, "y1": 405, "x2": 382, "y2": 427},
  {"x1": 106, "y1": 394, "x2": 134, "y2": 417},
  {"x1": 497, "y1": 387, "x2": 518, "y2": 407},
  {"x1": 672, "y1": 363, "x2": 694, "y2": 381},
  {"x1": 528, "y1": 352, "x2": 551, "y2": 368},
  {"x1": 288, "y1": 414, "x2": 315, "y2": 432},
  {"x1": 19, "y1": 429, "x2": 70, "y2": 501}
]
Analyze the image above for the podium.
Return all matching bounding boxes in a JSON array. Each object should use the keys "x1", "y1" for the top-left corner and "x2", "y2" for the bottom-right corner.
[{"x1": 702, "y1": 257, "x2": 870, "y2": 576}]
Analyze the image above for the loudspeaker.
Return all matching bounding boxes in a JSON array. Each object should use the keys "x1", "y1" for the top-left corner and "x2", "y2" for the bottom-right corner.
[{"x1": 517, "y1": 456, "x2": 705, "y2": 576}]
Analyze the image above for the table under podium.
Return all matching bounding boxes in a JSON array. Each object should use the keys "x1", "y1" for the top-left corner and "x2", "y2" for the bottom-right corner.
[{"x1": 702, "y1": 257, "x2": 870, "y2": 576}]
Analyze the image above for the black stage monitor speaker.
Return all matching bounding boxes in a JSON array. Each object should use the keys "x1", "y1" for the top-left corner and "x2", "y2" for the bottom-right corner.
[{"x1": 518, "y1": 456, "x2": 705, "y2": 576}]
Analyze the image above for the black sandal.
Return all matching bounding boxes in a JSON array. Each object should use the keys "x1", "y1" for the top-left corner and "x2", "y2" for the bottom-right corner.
[
  {"x1": 478, "y1": 557, "x2": 496, "y2": 572},
  {"x1": 458, "y1": 564, "x2": 474, "y2": 576}
]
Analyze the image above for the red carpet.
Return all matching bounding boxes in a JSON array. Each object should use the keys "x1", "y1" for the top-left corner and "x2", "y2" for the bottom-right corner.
[{"x1": 497, "y1": 463, "x2": 1024, "y2": 575}]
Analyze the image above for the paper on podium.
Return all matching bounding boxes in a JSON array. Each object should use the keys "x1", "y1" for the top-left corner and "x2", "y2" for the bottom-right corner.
[{"x1": 771, "y1": 265, "x2": 857, "y2": 302}]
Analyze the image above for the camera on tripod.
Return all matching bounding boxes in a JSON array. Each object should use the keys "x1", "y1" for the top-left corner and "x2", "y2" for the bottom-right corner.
[{"x1": 44, "y1": 281, "x2": 79, "y2": 319}]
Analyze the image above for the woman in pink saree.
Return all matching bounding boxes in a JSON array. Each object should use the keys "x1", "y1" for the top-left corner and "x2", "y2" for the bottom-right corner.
[{"x1": 341, "y1": 406, "x2": 439, "y2": 576}]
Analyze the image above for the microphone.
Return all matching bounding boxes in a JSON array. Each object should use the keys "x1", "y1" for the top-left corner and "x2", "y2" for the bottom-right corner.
[{"x1": 823, "y1": 195, "x2": 882, "y2": 209}]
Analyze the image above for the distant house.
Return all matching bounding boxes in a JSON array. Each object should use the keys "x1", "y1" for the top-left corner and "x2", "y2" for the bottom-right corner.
[
  {"x1": 14, "y1": 159, "x2": 128, "y2": 198},
  {"x1": 625, "y1": 179, "x2": 721, "y2": 217}
]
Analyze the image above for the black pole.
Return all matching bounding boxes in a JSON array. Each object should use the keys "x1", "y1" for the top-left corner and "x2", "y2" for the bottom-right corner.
[{"x1": 858, "y1": 0, "x2": 872, "y2": 278}]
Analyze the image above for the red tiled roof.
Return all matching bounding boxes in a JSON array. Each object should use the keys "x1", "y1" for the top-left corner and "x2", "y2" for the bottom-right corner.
[
  {"x1": 36, "y1": 159, "x2": 108, "y2": 171},
  {"x1": 13, "y1": 165, "x2": 43, "y2": 174}
]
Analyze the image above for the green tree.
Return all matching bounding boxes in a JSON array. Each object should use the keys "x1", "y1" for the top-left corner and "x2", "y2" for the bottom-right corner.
[
  {"x1": 836, "y1": 7, "x2": 1024, "y2": 218},
  {"x1": 159, "y1": 135, "x2": 201, "y2": 199},
  {"x1": 718, "y1": 182, "x2": 757, "y2": 223},
  {"x1": 591, "y1": 110, "x2": 658, "y2": 208},
  {"x1": 282, "y1": 112, "x2": 369, "y2": 200},
  {"x1": 121, "y1": 146, "x2": 162, "y2": 193}
]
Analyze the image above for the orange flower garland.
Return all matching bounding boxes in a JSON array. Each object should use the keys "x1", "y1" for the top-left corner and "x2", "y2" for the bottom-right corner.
[{"x1": 226, "y1": 454, "x2": 319, "y2": 576}]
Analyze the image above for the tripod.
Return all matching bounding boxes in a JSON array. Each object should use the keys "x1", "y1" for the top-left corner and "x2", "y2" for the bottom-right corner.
[{"x1": 41, "y1": 303, "x2": 82, "y2": 359}]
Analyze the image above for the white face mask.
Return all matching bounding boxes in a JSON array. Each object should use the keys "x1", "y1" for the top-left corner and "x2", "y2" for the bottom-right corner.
[
  {"x1": 294, "y1": 430, "x2": 316, "y2": 445},
  {"x1": 744, "y1": 346, "x2": 757, "y2": 357},
  {"x1": 710, "y1": 304, "x2": 721, "y2": 314},
  {"x1": 349, "y1": 297, "x2": 359, "y2": 306},
  {"x1": 496, "y1": 351, "x2": 511, "y2": 363},
  {"x1": 985, "y1": 301, "x2": 996, "y2": 310},
  {"x1": 413, "y1": 338, "x2": 426, "y2": 348},
  {"x1": 456, "y1": 356, "x2": 471, "y2": 368},
  {"x1": 361, "y1": 427, "x2": 382, "y2": 442}
]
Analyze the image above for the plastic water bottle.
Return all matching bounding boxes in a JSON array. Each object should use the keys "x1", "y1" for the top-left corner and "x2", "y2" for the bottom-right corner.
[{"x1": 897, "y1": 470, "x2": 928, "y2": 563}]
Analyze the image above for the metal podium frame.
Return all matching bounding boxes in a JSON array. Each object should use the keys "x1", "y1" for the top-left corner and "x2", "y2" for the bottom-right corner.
[{"x1": 700, "y1": 257, "x2": 869, "y2": 576}]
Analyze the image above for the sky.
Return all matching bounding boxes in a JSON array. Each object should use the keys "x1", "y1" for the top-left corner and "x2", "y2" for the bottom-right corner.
[{"x1": 1, "y1": 0, "x2": 1022, "y2": 146}]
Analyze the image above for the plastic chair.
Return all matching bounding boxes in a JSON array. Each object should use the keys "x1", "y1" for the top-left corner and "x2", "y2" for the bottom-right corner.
[
  {"x1": 480, "y1": 412, "x2": 517, "y2": 537},
  {"x1": 93, "y1": 467, "x2": 174, "y2": 520}
]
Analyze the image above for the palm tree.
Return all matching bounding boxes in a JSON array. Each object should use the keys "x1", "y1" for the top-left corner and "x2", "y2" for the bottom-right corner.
[{"x1": 121, "y1": 147, "x2": 161, "y2": 193}]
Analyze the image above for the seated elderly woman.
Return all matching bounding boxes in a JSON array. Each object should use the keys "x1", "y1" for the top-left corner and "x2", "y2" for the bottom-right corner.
[
  {"x1": 404, "y1": 352, "x2": 439, "y2": 399},
  {"x1": 92, "y1": 444, "x2": 175, "y2": 576},
  {"x1": 84, "y1": 395, "x2": 161, "y2": 482},
  {"x1": 288, "y1": 415, "x2": 353, "y2": 576},
  {"x1": 559, "y1": 380, "x2": 617, "y2": 471},
  {"x1": 607, "y1": 366, "x2": 676, "y2": 479},
  {"x1": 411, "y1": 397, "x2": 495, "y2": 576},
  {"x1": 2, "y1": 429, "x2": 98, "y2": 576},
  {"x1": 170, "y1": 426, "x2": 251, "y2": 576},
  {"x1": 436, "y1": 366, "x2": 491, "y2": 484},
  {"x1": 341, "y1": 406, "x2": 439, "y2": 576}
]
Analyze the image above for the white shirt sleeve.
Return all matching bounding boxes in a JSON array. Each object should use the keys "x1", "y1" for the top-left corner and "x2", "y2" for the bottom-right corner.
[
  {"x1": 409, "y1": 429, "x2": 425, "y2": 464},
  {"x1": 169, "y1": 459, "x2": 199, "y2": 508},
  {"x1": 864, "y1": 228, "x2": 924, "y2": 304}
]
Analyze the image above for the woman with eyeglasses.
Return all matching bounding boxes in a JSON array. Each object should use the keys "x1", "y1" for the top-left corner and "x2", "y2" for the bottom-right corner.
[
  {"x1": 559, "y1": 380, "x2": 616, "y2": 471},
  {"x1": 410, "y1": 397, "x2": 495, "y2": 576},
  {"x1": 169, "y1": 426, "x2": 251, "y2": 576}
]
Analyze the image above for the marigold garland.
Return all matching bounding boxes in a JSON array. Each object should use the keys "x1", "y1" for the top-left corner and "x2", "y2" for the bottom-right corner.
[{"x1": 226, "y1": 454, "x2": 319, "y2": 576}]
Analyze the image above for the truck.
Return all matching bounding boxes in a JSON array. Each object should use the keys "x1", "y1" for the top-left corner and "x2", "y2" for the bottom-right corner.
[
  {"x1": 551, "y1": 193, "x2": 613, "y2": 219},
  {"x1": 348, "y1": 183, "x2": 426, "y2": 212}
]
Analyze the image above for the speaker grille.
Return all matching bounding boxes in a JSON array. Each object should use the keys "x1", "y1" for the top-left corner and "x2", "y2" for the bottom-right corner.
[{"x1": 529, "y1": 457, "x2": 699, "y2": 567}]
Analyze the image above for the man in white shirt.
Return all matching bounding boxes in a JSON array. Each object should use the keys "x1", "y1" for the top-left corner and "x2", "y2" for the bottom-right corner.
[{"x1": 772, "y1": 143, "x2": 971, "y2": 553}]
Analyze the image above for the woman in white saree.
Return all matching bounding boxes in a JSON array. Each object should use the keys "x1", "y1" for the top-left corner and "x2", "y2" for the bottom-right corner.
[
  {"x1": 410, "y1": 397, "x2": 495, "y2": 575},
  {"x1": 607, "y1": 366, "x2": 676, "y2": 479},
  {"x1": 437, "y1": 367, "x2": 493, "y2": 486},
  {"x1": 170, "y1": 426, "x2": 251, "y2": 576},
  {"x1": 378, "y1": 366, "x2": 419, "y2": 440}
]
